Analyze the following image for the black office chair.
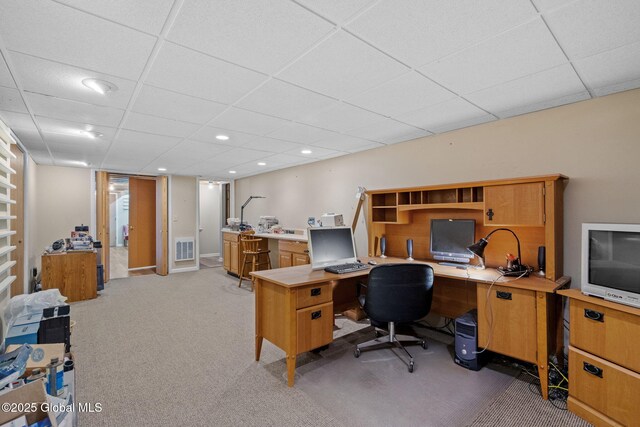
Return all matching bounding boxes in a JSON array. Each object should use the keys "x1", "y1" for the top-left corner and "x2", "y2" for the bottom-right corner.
[{"x1": 354, "y1": 263, "x2": 434, "y2": 372}]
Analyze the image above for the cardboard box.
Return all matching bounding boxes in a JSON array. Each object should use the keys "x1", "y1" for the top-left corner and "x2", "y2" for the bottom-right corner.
[
  {"x1": 6, "y1": 344, "x2": 65, "y2": 377},
  {"x1": 13, "y1": 313, "x2": 43, "y2": 327},
  {"x1": 4, "y1": 324, "x2": 39, "y2": 347},
  {"x1": 0, "y1": 380, "x2": 58, "y2": 427}
]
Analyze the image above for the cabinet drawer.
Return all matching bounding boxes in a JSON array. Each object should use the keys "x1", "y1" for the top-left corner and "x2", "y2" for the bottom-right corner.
[
  {"x1": 477, "y1": 284, "x2": 537, "y2": 363},
  {"x1": 279, "y1": 240, "x2": 308, "y2": 255},
  {"x1": 296, "y1": 283, "x2": 332, "y2": 309},
  {"x1": 571, "y1": 299, "x2": 640, "y2": 373},
  {"x1": 297, "y1": 302, "x2": 333, "y2": 353},
  {"x1": 293, "y1": 254, "x2": 310, "y2": 266},
  {"x1": 569, "y1": 346, "x2": 640, "y2": 427},
  {"x1": 223, "y1": 232, "x2": 239, "y2": 242}
]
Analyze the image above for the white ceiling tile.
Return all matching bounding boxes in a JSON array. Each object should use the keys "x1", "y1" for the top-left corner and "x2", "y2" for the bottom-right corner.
[
  {"x1": 278, "y1": 31, "x2": 408, "y2": 99},
  {"x1": 348, "y1": 71, "x2": 455, "y2": 116},
  {"x1": 347, "y1": 0, "x2": 537, "y2": 66},
  {"x1": 35, "y1": 116, "x2": 117, "y2": 141},
  {"x1": 237, "y1": 79, "x2": 335, "y2": 122},
  {"x1": 132, "y1": 85, "x2": 227, "y2": 125},
  {"x1": 465, "y1": 64, "x2": 588, "y2": 116},
  {"x1": 259, "y1": 153, "x2": 309, "y2": 167},
  {"x1": 0, "y1": 86, "x2": 27, "y2": 113},
  {"x1": 266, "y1": 122, "x2": 337, "y2": 144},
  {"x1": 573, "y1": 42, "x2": 640, "y2": 94},
  {"x1": 396, "y1": 97, "x2": 493, "y2": 133},
  {"x1": 343, "y1": 141, "x2": 384, "y2": 153},
  {"x1": 10, "y1": 52, "x2": 136, "y2": 109},
  {"x1": 312, "y1": 134, "x2": 378, "y2": 151},
  {"x1": 345, "y1": 118, "x2": 430, "y2": 143},
  {"x1": 167, "y1": 0, "x2": 335, "y2": 74},
  {"x1": 295, "y1": 0, "x2": 375, "y2": 24},
  {"x1": 495, "y1": 91, "x2": 590, "y2": 119},
  {"x1": 55, "y1": 0, "x2": 174, "y2": 34},
  {"x1": 28, "y1": 148, "x2": 52, "y2": 164},
  {"x1": 190, "y1": 126, "x2": 257, "y2": 146},
  {"x1": 209, "y1": 108, "x2": 289, "y2": 135},
  {"x1": 430, "y1": 115, "x2": 496, "y2": 134},
  {"x1": 0, "y1": 110, "x2": 37, "y2": 132},
  {"x1": 209, "y1": 148, "x2": 270, "y2": 164},
  {"x1": 420, "y1": 19, "x2": 568, "y2": 94},
  {"x1": 146, "y1": 43, "x2": 267, "y2": 104},
  {"x1": 122, "y1": 112, "x2": 200, "y2": 138},
  {"x1": 112, "y1": 129, "x2": 182, "y2": 160},
  {"x1": 25, "y1": 92, "x2": 124, "y2": 127},
  {"x1": 0, "y1": 54, "x2": 14, "y2": 88},
  {"x1": 241, "y1": 136, "x2": 302, "y2": 153},
  {"x1": 172, "y1": 140, "x2": 232, "y2": 158},
  {"x1": 531, "y1": 0, "x2": 576, "y2": 13},
  {"x1": 140, "y1": 155, "x2": 197, "y2": 174},
  {"x1": 11, "y1": 127, "x2": 46, "y2": 151},
  {"x1": 0, "y1": 0, "x2": 156, "y2": 80},
  {"x1": 50, "y1": 146, "x2": 106, "y2": 167},
  {"x1": 591, "y1": 78, "x2": 640, "y2": 98},
  {"x1": 543, "y1": 0, "x2": 640, "y2": 59},
  {"x1": 42, "y1": 132, "x2": 109, "y2": 156},
  {"x1": 298, "y1": 101, "x2": 385, "y2": 132},
  {"x1": 283, "y1": 145, "x2": 343, "y2": 158}
]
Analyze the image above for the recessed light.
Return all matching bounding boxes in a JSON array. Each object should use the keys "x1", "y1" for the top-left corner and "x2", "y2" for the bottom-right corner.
[
  {"x1": 157, "y1": 167, "x2": 167, "y2": 172},
  {"x1": 216, "y1": 135, "x2": 229, "y2": 141},
  {"x1": 78, "y1": 130, "x2": 103, "y2": 139},
  {"x1": 301, "y1": 149, "x2": 312, "y2": 154},
  {"x1": 257, "y1": 162, "x2": 266, "y2": 166},
  {"x1": 109, "y1": 184, "x2": 115, "y2": 191},
  {"x1": 82, "y1": 78, "x2": 118, "y2": 95},
  {"x1": 229, "y1": 170, "x2": 236, "y2": 174}
]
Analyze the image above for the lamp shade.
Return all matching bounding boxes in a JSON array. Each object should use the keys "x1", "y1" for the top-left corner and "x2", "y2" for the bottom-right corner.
[{"x1": 467, "y1": 237, "x2": 489, "y2": 258}]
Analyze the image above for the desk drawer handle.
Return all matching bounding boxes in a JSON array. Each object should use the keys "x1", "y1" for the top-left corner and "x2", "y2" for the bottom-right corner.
[
  {"x1": 584, "y1": 309, "x2": 604, "y2": 322},
  {"x1": 496, "y1": 291, "x2": 512, "y2": 300},
  {"x1": 311, "y1": 310, "x2": 322, "y2": 320},
  {"x1": 583, "y1": 362, "x2": 603, "y2": 378},
  {"x1": 310, "y1": 287, "x2": 321, "y2": 297}
]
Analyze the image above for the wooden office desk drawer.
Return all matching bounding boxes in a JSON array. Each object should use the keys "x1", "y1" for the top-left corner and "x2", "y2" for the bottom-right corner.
[
  {"x1": 477, "y1": 284, "x2": 537, "y2": 363},
  {"x1": 279, "y1": 240, "x2": 308, "y2": 254},
  {"x1": 570, "y1": 299, "x2": 640, "y2": 373},
  {"x1": 296, "y1": 283, "x2": 332, "y2": 309},
  {"x1": 297, "y1": 302, "x2": 333, "y2": 353},
  {"x1": 569, "y1": 346, "x2": 640, "y2": 427}
]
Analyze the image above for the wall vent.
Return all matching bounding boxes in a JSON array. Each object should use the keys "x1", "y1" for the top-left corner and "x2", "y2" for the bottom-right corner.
[{"x1": 175, "y1": 237, "x2": 194, "y2": 261}]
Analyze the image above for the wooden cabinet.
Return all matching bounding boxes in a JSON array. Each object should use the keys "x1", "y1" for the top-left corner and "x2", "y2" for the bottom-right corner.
[
  {"x1": 477, "y1": 284, "x2": 537, "y2": 363},
  {"x1": 278, "y1": 240, "x2": 309, "y2": 268},
  {"x1": 559, "y1": 289, "x2": 640, "y2": 427},
  {"x1": 41, "y1": 251, "x2": 97, "y2": 302},
  {"x1": 222, "y1": 231, "x2": 266, "y2": 276},
  {"x1": 483, "y1": 182, "x2": 544, "y2": 226}
]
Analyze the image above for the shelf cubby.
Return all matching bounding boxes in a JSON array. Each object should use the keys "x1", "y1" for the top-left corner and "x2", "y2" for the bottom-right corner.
[{"x1": 372, "y1": 193, "x2": 397, "y2": 207}]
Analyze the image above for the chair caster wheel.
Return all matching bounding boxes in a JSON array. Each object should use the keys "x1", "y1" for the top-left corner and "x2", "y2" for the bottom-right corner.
[
  {"x1": 354, "y1": 348, "x2": 361, "y2": 358},
  {"x1": 421, "y1": 341, "x2": 428, "y2": 350},
  {"x1": 408, "y1": 362, "x2": 414, "y2": 373}
]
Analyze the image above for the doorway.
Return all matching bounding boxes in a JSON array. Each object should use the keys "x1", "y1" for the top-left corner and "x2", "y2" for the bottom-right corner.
[
  {"x1": 97, "y1": 172, "x2": 168, "y2": 282},
  {"x1": 198, "y1": 180, "x2": 225, "y2": 269}
]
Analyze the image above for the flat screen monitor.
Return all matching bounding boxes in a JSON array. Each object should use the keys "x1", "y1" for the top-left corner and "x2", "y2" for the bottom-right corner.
[
  {"x1": 430, "y1": 219, "x2": 475, "y2": 264},
  {"x1": 308, "y1": 226, "x2": 358, "y2": 270}
]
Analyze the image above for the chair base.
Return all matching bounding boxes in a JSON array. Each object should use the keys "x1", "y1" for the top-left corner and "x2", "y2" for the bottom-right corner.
[{"x1": 354, "y1": 322, "x2": 427, "y2": 373}]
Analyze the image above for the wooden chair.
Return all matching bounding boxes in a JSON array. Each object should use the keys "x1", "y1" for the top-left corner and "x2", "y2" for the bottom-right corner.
[{"x1": 238, "y1": 233, "x2": 272, "y2": 291}]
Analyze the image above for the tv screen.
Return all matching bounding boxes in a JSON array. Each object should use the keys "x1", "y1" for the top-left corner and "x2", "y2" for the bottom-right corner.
[
  {"x1": 430, "y1": 219, "x2": 475, "y2": 263},
  {"x1": 589, "y1": 230, "x2": 640, "y2": 294}
]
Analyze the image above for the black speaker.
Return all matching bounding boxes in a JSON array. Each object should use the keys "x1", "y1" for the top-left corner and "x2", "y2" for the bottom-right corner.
[{"x1": 538, "y1": 246, "x2": 546, "y2": 273}]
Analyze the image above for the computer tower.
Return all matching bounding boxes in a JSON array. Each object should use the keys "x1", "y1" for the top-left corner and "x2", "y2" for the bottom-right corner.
[{"x1": 454, "y1": 309, "x2": 486, "y2": 371}]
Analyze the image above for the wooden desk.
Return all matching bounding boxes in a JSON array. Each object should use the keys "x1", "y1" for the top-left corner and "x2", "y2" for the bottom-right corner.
[
  {"x1": 252, "y1": 257, "x2": 568, "y2": 397},
  {"x1": 41, "y1": 251, "x2": 97, "y2": 302}
]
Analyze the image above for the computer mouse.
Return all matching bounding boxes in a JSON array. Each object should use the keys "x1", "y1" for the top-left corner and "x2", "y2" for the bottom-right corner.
[{"x1": 368, "y1": 260, "x2": 377, "y2": 265}]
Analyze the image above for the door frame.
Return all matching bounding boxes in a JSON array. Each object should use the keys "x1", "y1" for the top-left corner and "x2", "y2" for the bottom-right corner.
[
  {"x1": 96, "y1": 172, "x2": 168, "y2": 282},
  {"x1": 196, "y1": 180, "x2": 229, "y2": 268}
]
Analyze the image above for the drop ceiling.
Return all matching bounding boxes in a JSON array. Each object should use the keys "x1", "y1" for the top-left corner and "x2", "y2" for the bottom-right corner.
[{"x1": 0, "y1": 0, "x2": 639, "y2": 179}]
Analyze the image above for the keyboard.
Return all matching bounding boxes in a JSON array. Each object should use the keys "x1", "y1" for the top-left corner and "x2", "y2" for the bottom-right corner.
[{"x1": 324, "y1": 262, "x2": 369, "y2": 274}]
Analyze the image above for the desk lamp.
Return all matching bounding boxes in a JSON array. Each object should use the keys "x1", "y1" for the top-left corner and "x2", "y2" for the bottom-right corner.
[
  {"x1": 239, "y1": 196, "x2": 265, "y2": 231},
  {"x1": 467, "y1": 228, "x2": 530, "y2": 277}
]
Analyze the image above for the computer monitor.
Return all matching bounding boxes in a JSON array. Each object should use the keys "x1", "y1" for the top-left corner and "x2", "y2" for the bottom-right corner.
[
  {"x1": 430, "y1": 219, "x2": 475, "y2": 264},
  {"x1": 308, "y1": 226, "x2": 358, "y2": 270}
]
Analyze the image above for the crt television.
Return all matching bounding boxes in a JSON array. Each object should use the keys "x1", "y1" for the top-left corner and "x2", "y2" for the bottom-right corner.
[
  {"x1": 308, "y1": 226, "x2": 358, "y2": 270},
  {"x1": 430, "y1": 219, "x2": 475, "y2": 264},
  {"x1": 582, "y1": 223, "x2": 640, "y2": 309}
]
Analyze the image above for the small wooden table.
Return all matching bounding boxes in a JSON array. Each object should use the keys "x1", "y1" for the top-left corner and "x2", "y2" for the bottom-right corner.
[
  {"x1": 41, "y1": 251, "x2": 97, "y2": 302},
  {"x1": 252, "y1": 257, "x2": 569, "y2": 397}
]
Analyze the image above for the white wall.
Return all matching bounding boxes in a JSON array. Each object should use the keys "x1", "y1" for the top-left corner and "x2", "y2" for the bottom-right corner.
[
  {"x1": 171, "y1": 175, "x2": 198, "y2": 271},
  {"x1": 235, "y1": 89, "x2": 640, "y2": 288},
  {"x1": 114, "y1": 191, "x2": 128, "y2": 246},
  {"x1": 198, "y1": 182, "x2": 222, "y2": 256}
]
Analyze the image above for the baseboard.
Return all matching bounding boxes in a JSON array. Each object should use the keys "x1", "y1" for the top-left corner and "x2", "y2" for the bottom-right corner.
[
  {"x1": 170, "y1": 266, "x2": 199, "y2": 274},
  {"x1": 199, "y1": 252, "x2": 220, "y2": 258}
]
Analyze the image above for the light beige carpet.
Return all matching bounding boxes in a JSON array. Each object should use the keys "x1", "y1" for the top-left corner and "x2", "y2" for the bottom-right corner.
[{"x1": 69, "y1": 268, "x2": 589, "y2": 426}]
